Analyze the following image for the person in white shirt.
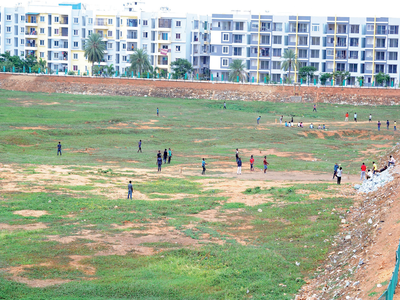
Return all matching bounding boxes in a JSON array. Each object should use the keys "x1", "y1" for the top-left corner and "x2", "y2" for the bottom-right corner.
[
  {"x1": 336, "y1": 167, "x2": 342, "y2": 185},
  {"x1": 388, "y1": 155, "x2": 396, "y2": 167},
  {"x1": 309, "y1": 123, "x2": 314, "y2": 129}
]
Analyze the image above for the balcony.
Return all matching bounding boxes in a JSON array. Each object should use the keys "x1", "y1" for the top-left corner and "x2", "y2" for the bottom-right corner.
[
  {"x1": 25, "y1": 16, "x2": 38, "y2": 26},
  {"x1": 233, "y1": 38, "x2": 243, "y2": 44},
  {"x1": 127, "y1": 31, "x2": 137, "y2": 40},
  {"x1": 94, "y1": 19, "x2": 108, "y2": 28},
  {"x1": 25, "y1": 31, "x2": 38, "y2": 38},
  {"x1": 25, "y1": 42, "x2": 37, "y2": 50},
  {"x1": 60, "y1": 17, "x2": 68, "y2": 25},
  {"x1": 157, "y1": 58, "x2": 169, "y2": 67},
  {"x1": 158, "y1": 19, "x2": 172, "y2": 29},
  {"x1": 127, "y1": 19, "x2": 138, "y2": 27}
]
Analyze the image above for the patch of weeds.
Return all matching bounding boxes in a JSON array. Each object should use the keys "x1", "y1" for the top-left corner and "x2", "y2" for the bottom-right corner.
[
  {"x1": 19, "y1": 265, "x2": 88, "y2": 280},
  {"x1": 223, "y1": 202, "x2": 246, "y2": 209},
  {"x1": 183, "y1": 229, "x2": 200, "y2": 239},
  {"x1": 244, "y1": 186, "x2": 261, "y2": 194}
]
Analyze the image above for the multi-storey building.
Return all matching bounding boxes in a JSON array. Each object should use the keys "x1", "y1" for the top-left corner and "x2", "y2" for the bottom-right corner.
[{"x1": 1, "y1": 3, "x2": 400, "y2": 85}]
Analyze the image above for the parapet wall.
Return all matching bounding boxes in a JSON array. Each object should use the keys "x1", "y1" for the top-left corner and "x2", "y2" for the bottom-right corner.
[{"x1": 1, "y1": 73, "x2": 400, "y2": 105}]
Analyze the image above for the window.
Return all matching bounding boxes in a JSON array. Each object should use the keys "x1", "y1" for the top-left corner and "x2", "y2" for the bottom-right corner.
[
  {"x1": 143, "y1": 32, "x2": 148, "y2": 38},
  {"x1": 73, "y1": 17, "x2": 78, "y2": 24},
  {"x1": 143, "y1": 20, "x2": 148, "y2": 26},
  {"x1": 54, "y1": 41, "x2": 59, "y2": 47},
  {"x1": 108, "y1": 42, "x2": 112, "y2": 49},
  {"x1": 272, "y1": 61, "x2": 281, "y2": 69},
  {"x1": 311, "y1": 49, "x2": 319, "y2": 58},
  {"x1": 349, "y1": 51, "x2": 358, "y2": 59},
  {"x1": 176, "y1": 33, "x2": 181, "y2": 39},
  {"x1": 376, "y1": 38, "x2": 385, "y2": 47},
  {"x1": 311, "y1": 37, "x2": 320, "y2": 45},
  {"x1": 6, "y1": 26, "x2": 11, "y2": 33},
  {"x1": 20, "y1": 51, "x2": 24, "y2": 56},
  {"x1": 389, "y1": 65, "x2": 397, "y2": 73},
  {"x1": 261, "y1": 22, "x2": 270, "y2": 31},
  {"x1": 336, "y1": 63, "x2": 345, "y2": 71},
  {"x1": 222, "y1": 58, "x2": 228, "y2": 66},
  {"x1": 390, "y1": 26, "x2": 399, "y2": 35},
  {"x1": 73, "y1": 53, "x2": 78, "y2": 59},
  {"x1": 376, "y1": 51, "x2": 385, "y2": 60},
  {"x1": 175, "y1": 45, "x2": 181, "y2": 52},
  {"x1": 143, "y1": 44, "x2": 148, "y2": 51},
  {"x1": 375, "y1": 64, "x2": 384, "y2": 73},
  {"x1": 40, "y1": 52, "x2": 44, "y2": 58},
  {"x1": 21, "y1": 27, "x2": 25, "y2": 33},
  {"x1": 40, "y1": 28, "x2": 44, "y2": 34},
  {"x1": 389, "y1": 39, "x2": 398, "y2": 47},
  {"x1": 39, "y1": 16, "x2": 45, "y2": 22},
  {"x1": 349, "y1": 63, "x2": 358, "y2": 72},
  {"x1": 54, "y1": 16, "x2": 59, "y2": 23},
  {"x1": 261, "y1": 35, "x2": 270, "y2": 44},
  {"x1": 327, "y1": 49, "x2": 334, "y2": 56},
  {"x1": 176, "y1": 21, "x2": 181, "y2": 27},
  {"x1": 273, "y1": 36, "x2": 282, "y2": 44},
  {"x1": 88, "y1": 18, "x2": 93, "y2": 24},
  {"x1": 122, "y1": 55, "x2": 127, "y2": 62},
  {"x1": 20, "y1": 39, "x2": 24, "y2": 45},
  {"x1": 20, "y1": 15, "x2": 25, "y2": 21},
  {"x1": 73, "y1": 65, "x2": 78, "y2": 71},
  {"x1": 273, "y1": 23, "x2": 282, "y2": 31},
  {"x1": 88, "y1": 30, "x2": 93, "y2": 36},
  {"x1": 233, "y1": 47, "x2": 242, "y2": 56},
  {"x1": 6, "y1": 38, "x2": 11, "y2": 45},
  {"x1": 54, "y1": 53, "x2": 59, "y2": 59},
  {"x1": 108, "y1": 55, "x2": 112, "y2": 61},
  {"x1": 350, "y1": 25, "x2": 359, "y2": 34},
  {"x1": 40, "y1": 40, "x2": 44, "y2": 46},
  {"x1": 108, "y1": 18, "x2": 113, "y2": 25},
  {"x1": 388, "y1": 52, "x2": 398, "y2": 60},
  {"x1": 54, "y1": 29, "x2": 59, "y2": 35},
  {"x1": 260, "y1": 61, "x2": 269, "y2": 69},
  {"x1": 73, "y1": 41, "x2": 78, "y2": 48},
  {"x1": 223, "y1": 33, "x2": 229, "y2": 41},
  {"x1": 73, "y1": 30, "x2": 78, "y2": 36},
  {"x1": 106, "y1": 30, "x2": 112, "y2": 37},
  {"x1": 350, "y1": 38, "x2": 359, "y2": 47},
  {"x1": 310, "y1": 62, "x2": 319, "y2": 71},
  {"x1": 298, "y1": 49, "x2": 307, "y2": 58},
  {"x1": 312, "y1": 24, "x2": 319, "y2": 32},
  {"x1": 6, "y1": 15, "x2": 11, "y2": 21},
  {"x1": 367, "y1": 24, "x2": 374, "y2": 31},
  {"x1": 122, "y1": 43, "x2": 126, "y2": 49},
  {"x1": 273, "y1": 49, "x2": 281, "y2": 57},
  {"x1": 298, "y1": 36, "x2": 308, "y2": 46}
]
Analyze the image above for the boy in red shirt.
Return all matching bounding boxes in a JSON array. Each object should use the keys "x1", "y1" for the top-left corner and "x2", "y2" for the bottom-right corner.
[
  {"x1": 361, "y1": 162, "x2": 367, "y2": 180},
  {"x1": 345, "y1": 112, "x2": 349, "y2": 122},
  {"x1": 263, "y1": 156, "x2": 269, "y2": 173},
  {"x1": 250, "y1": 155, "x2": 255, "y2": 171}
]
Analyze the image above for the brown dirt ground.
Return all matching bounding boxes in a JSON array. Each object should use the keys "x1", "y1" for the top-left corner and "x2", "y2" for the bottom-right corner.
[
  {"x1": 240, "y1": 148, "x2": 319, "y2": 161},
  {"x1": 13, "y1": 210, "x2": 49, "y2": 217}
]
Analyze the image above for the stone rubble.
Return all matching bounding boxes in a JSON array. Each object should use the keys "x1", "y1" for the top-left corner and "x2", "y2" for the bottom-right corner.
[{"x1": 355, "y1": 167, "x2": 395, "y2": 194}]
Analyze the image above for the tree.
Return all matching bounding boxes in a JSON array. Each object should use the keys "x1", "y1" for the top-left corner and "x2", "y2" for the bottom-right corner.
[
  {"x1": 356, "y1": 76, "x2": 364, "y2": 86},
  {"x1": 375, "y1": 72, "x2": 390, "y2": 86},
  {"x1": 298, "y1": 66, "x2": 317, "y2": 84},
  {"x1": 171, "y1": 58, "x2": 193, "y2": 79},
  {"x1": 105, "y1": 64, "x2": 115, "y2": 77},
  {"x1": 84, "y1": 33, "x2": 106, "y2": 75},
  {"x1": 228, "y1": 59, "x2": 247, "y2": 82},
  {"x1": 332, "y1": 71, "x2": 350, "y2": 86},
  {"x1": 129, "y1": 49, "x2": 151, "y2": 75},
  {"x1": 281, "y1": 49, "x2": 299, "y2": 83},
  {"x1": 320, "y1": 73, "x2": 332, "y2": 85}
]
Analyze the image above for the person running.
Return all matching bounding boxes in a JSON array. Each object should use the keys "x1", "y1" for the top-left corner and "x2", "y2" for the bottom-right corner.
[
  {"x1": 257, "y1": 116, "x2": 261, "y2": 125},
  {"x1": 137, "y1": 140, "x2": 142, "y2": 153},
  {"x1": 201, "y1": 158, "x2": 207, "y2": 175},
  {"x1": 394, "y1": 121, "x2": 397, "y2": 131},
  {"x1": 369, "y1": 114, "x2": 372, "y2": 122},
  {"x1": 345, "y1": 112, "x2": 349, "y2": 122},
  {"x1": 263, "y1": 156, "x2": 269, "y2": 173},
  {"x1": 223, "y1": 101, "x2": 226, "y2": 109},
  {"x1": 372, "y1": 161, "x2": 378, "y2": 174},
  {"x1": 235, "y1": 149, "x2": 239, "y2": 162},
  {"x1": 127, "y1": 181, "x2": 133, "y2": 199},
  {"x1": 387, "y1": 120, "x2": 390, "y2": 130},
  {"x1": 157, "y1": 152, "x2": 162, "y2": 172},
  {"x1": 313, "y1": 104, "x2": 317, "y2": 112},
  {"x1": 250, "y1": 155, "x2": 255, "y2": 171},
  {"x1": 237, "y1": 157, "x2": 242, "y2": 175},
  {"x1": 163, "y1": 149, "x2": 168, "y2": 164},
  {"x1": 157, "y1": 107, "x2": 159, "y2": 117},
  {"x1": 377, "y1": 121, "x2": 381, "y2": 131},
  {"x1": 57, "y1": 142, "x2": 62, "y2": 156},
  {"x1": 361, "y1": 163, "x2": 367, "y2": 180},
  {"x1": 354, "y1": 112, "x2": 357, "y2": 122},
  {"x1": 168, "y1": 148, "x2": 172, "y2": 164},
  {"x1": 388, "y1": 156, "x2": 396, "y2": 167},
  {"x1": 336, "y1": 167, "x2": 342, "y2": 185},
  {"x1": 279, "y1": 115, "x2": 283, "y2": 124},
  {"x1": 333, "y1": 163, "x2": 339, "y2": 179}
]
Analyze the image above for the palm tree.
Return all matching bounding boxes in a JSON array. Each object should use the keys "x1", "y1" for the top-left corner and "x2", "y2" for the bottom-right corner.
[
  {"x1": 228, "y1": 59, "x2": 247, "y2": 82},
  {"x1": 84, "y1": 33, "x2": 106, "y2": 75},
  {"x1": 281, "y1": 49, "x2": 299, "y2": 83},
  {"x1": 105, "y1": 64, "x2": 115, "y2": 77},
  {"x1": 129, "y1": 49, "x2": 151, "y2": 76}
]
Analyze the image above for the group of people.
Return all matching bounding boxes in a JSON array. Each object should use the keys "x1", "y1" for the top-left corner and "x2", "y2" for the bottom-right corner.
[
  {"x1": 156, "y1": 148, "x2": 172, "y2": 172},
  {"x1": 360, "y1": 156, "x2": 396, "y2": 180},
  {"x1": 377, "y1": 120, "x2": 397, "y2": 131}
]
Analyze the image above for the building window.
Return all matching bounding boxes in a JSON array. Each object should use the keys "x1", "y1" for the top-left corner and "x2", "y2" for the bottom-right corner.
[
  {"x1": 40, "y1": 52, "x2": 44, "y2": 58},
  {"x1": 349, "y1": 63, "x2": 358, "y2": 72},
  {"x1": 122, "y1": 55, "x2": 127, "y2": 62},
  {"x1": 143, "y1": 44, "x2": 148, "y2": 51},
  {"x1": 375, "y1": 64, "x2": 384, "y2": 73},
  {"x1": 73, "y1": 30, "x2": 78, "y2": 36},
  {"x1": 367, "y1": 24, "x2": 374, "y2": 31},
  {"x1": 108, "y1": 42, "x2": 112, "y2": 49},
  {"x1": 376, "y1": 51, "x2": 385, "y2": 60},
  {"x1": 6, "y1": 15, "x2": 11, "y2": 21},
  {"x1": 389, "y1": 65, "x2": 397, "y2": 73},
  {"x1": 376, "y1": 38, "x2": 385, "y2": 47},
  {"x1": 176, "y1": 45, "x2": 181, "y2": 52},
  {"x1": 39, "y1": 16, "x2": 44, "y2": 22},
  {"x1": 390, "y1": 26, "x2": 399, "y2": 35},
  {"x1": 273, "y1": 23, "x2": 282, "y2": 31},
  {"x1": 298, "y1": 49, "x2": 307, "y2": 58},
  {"x1": 312, "y1": 24, "x2": 319, "y2": 32},
  {"x1": 6, "y1": 38, "x2": 11, "y2": 45},
  {"x1": 388, "y1": 52, "x2": 398, "y2": 60},
  {"x1": 73, "y1": 53, "x2": 78, "y2": 59},
  {"x1": 389, "y1": 39, "x2": 398, "y2": 47},
  {"x1": 143, "y1": 32, "x2": 148, "y2": 38},
  {"x1": 176, "y1": 33, "x2": 181, "y2": 40},
  {"x1": 233, "y1": 47, "x2": 242, "y2": 56},
  {"x1": 122, "y1": 43, "x2": 126, "y2": 49},
  {"x1": 40, "y1": 40, "x2": 44, "y2": 46},
  {"x1": 54, "y1": 16, "x2": 59, "y2": 23},
  {"x1": 88, "y1": 18, "x2": 93, "y2": 24},
  {"x1": 73, "y1": 65, "x2": 78, "y2": 71},
  {"x1": 222, "y1": 58, "x2": 228, "y2": 66},
  {"x1": 107, "y1": 30, "x2": 112, "y2": 37},
  {"x1": 176, "y1": 21, "x2": 181, "y2": 27},
  {"x1": 20, "y1": 39, "x2": 24, "y2": 45},
  {"x1": 54, "y1": 41, "x2": 59, "y2": 47},
  {"x1": 222, "y1": 46, "x2": 229, "y2": 54},
  {"x1": 107, "y1": 18, "x2": 113, "y2": 25},
  {"x1": 350, "y1": 25, "x2": 360, "y2": 34},
  {"x1": 310, "y1": 62, "x2": 319, "y2": 70},
  {"x1": 143, "y1": 20, "x2": 148, "y2": 26},
  {"x1": 73, "y1": 41, "x2": 78, "y2": 48},
  {"x1": 20, "y1": 51, "x2": 24, "y2": 56},
  {"x1": 108, "y1": 55, "x2": 112, "y2": 61},
  {"x1": 54, "y1": 53, "x2": 59, "y2": 58},
  {"x1": 350, "y1": 38, "x2": 359, "y2": 47},
  {"x1": 223, "y1": 33, "x2": 229, "y2": 41},
  {"x1": 311, "y1": 37, "x2": 320, "y2": 45},
  {"x1": 88, "y1": 30, "x2": 93, "y2": 36},
  {"x1": 54, "y1": 29, "x2": 59, "y2": 35},
  {"x1": 273, "y1": 48, "x2": 281, "y2": 57},
  {"x1": 20, "y1": 27, "x2": 25, "y2": 33},
  {"x1": 6, "y1": 27, "x2": 11, "y2": 33},
  {"x1": 74, "y1": 17, "x2": 79, "y2": 24},
  {"x1": 272, "y1": 61, "x2": 281, "y2": 69},
  {"x1": 273, "y1": 36, "x2": 282, "y2": 44},
  {"x1": 311, "y1": 49, "x2": 319, "y2": 58},
  {"x1": 20, "y1": 15, "x2": 25, "y2": 21},
  {"x1": 40, "y1": 28, "x2": 44, "y2": 34},
  {"x1": 349, "y1": 51, "x2": 358, "y2": 59}
]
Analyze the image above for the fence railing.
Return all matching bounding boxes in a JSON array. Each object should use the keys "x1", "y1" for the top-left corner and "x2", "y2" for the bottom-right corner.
[{"x1": 378, "y1": 240, "x2": 400, "y2": 300}]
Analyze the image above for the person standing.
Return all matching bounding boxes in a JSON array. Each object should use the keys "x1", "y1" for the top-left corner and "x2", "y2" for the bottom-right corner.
[
  {"x1": 235, "y1": 149, "x2": 239, "y2": 162},
  {"x1": 377, "y1": 121, "x2": 381, "y2": 131},
  {"x1": 163, "y1": 149, "x2": 168, "y2": 164},
  {"x1": 263, "y1": 156, "x2": 269, "y2": 173},
  {"x1": 201, "y1": 158, "x2": 207, "y2": 175},
  {"x1": 157, "y1": 151, "x2": 162, "y2": 172},
  {"x1": 168, "y1": 148, "x2": 172, "y2": 164},
  {"x1": 354, "y1": 112, "x2": 357, "y2": 122},
  {"x1": 369, "y1": 114, "x2": 372, "y2": 122},
  {"x1": 257, "y1": 116, "x2": 261, "y2": 125},
  {"x1": 57, "y1": 142, "x2": 62, "y2": 156},
  {"x1": 137, "y1": 140, "x2": 142, "y2": 153},
  {"x1": 394, "y1": 121, "x2": 397, "y2": 131},
  {"x1": 223, "y1": 102, "x2": 226, "y2": 109},
  {"x1": 237, "y1": 157, "x2": 242, "y2": 175},
  {"x1": 157, "y1": 107, "x2": 159, "y2": 117},
  {"x1": 345, "y1": 112, "x2": 349, "y2": 122},
  {"x1": 336, "y1": 167, "x2": 342, "y2": 185},
  {"x1": 127, "y1": 181, "x2": 133, "y2": 199},
  {"x1": 361, "y1": 163, "x2": 367, "y2": 180},
  {"x1": 387, "y1": 120, "x2": 390, "y2": 130},
  {"x1": 279, "y1": 115, "x2": 283, "y2": 124},
  {"x1": 372, "y1": 161, "x2": 378, "y2": 174},
  {"x1": 333, "y1": 163, "x2": 339, "y2": 179},
  {"x1": 313, "y1": 104, "x2": 317, "y2": 112},
  {"x1": 250, "y1": 155, "x2": 255, "y2": 171}
]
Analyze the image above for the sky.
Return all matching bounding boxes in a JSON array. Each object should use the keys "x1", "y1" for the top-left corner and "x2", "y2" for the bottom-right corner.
[{"x1": 9, "y1": 0, "x2": 400, "y2": 17}]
